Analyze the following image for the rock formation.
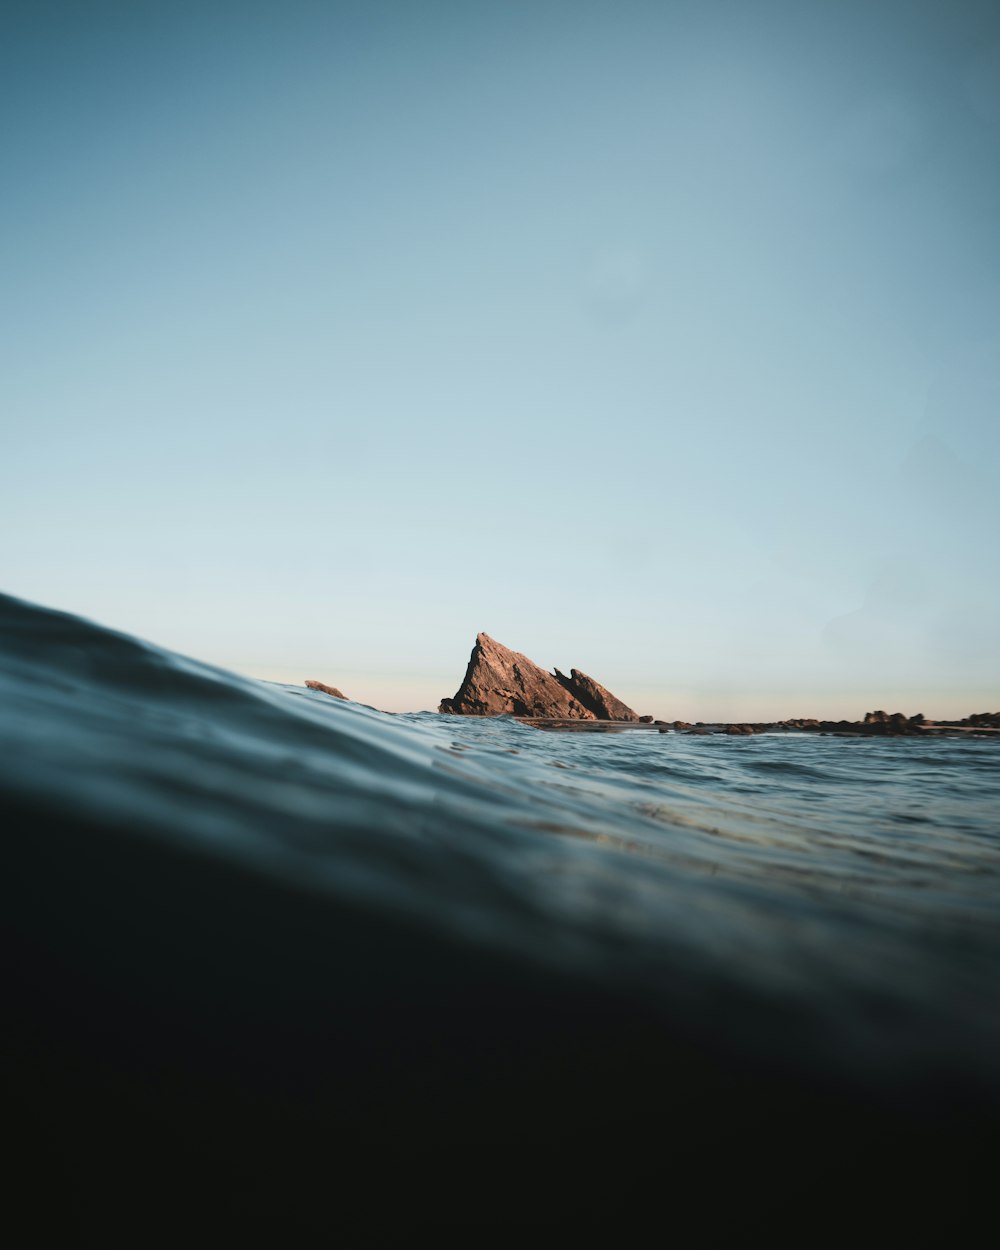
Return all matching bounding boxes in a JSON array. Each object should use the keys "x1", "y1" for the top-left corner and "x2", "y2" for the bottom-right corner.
[
  {"x1": 305, "y1": 680, "x2": 348, "y2": 700},
  {"x1": 553, "y1": 668, "x2": 640, "y2": 722},
  {"x1": 439, "y1": 633, "x2": 639, "y2": 720}
]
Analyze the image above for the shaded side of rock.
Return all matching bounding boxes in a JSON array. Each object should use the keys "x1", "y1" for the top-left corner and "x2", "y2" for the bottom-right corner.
[
  {"x1": 439, "y1": 633, "x2": 596, "y2": 719},
  {"x1": 553, "y1": 668, "x2": 640, "y2": 722},
  {"x1": 305, "y1": 680, "x2": 348, "y2": 700}
]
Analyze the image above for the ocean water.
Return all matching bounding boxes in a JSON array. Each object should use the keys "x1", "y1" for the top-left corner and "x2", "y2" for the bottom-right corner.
[{"x1": 2, "y1": 591, "x2": 998, "y2": 1241}]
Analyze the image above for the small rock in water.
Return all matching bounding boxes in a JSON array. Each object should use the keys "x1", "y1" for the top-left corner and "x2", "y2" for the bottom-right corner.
[{"x1": 305, "y1": 680, "x2": 348, "y2": 700}]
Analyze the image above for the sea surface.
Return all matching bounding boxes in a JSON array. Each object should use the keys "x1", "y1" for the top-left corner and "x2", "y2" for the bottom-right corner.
[{"x1": 2, "y1": 591, "x2": 998, "y2": 1241}]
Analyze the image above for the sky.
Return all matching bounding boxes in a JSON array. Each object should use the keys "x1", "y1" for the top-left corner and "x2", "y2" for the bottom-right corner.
[{"x1": 2, "y1": 0, "x2": 998, "y2": 719}]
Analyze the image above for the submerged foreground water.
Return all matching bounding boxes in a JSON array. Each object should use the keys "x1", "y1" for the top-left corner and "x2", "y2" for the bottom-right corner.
[{"x1": 1, "y1": 592, "x2": 998, "y2": 1242}]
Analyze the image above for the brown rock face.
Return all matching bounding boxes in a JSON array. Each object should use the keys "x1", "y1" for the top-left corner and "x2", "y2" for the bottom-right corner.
[
  {"x1": 554, "y1": 668, "x2": 640, "y2": 722},
  {"x1": 305, "y1": 680, "x2": 348, "y2": 700},
  {"x1": 439, "y1": 633, "x2": 638, "y2": 720}
]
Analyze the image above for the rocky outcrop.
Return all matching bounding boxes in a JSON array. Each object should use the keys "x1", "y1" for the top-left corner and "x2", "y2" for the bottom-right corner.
[
  {"x1": 439, "y1": 633, "x2": 639, "y2": 720},
  {"x1": 554, "y1": 668, "x2": 640, "y2": 722},
  {"x1": 863, "y1": 710, "x2": 915, "y2": 732},
  {"x1": 305, "y1": 680, "x2": 348, "y2": 700}
]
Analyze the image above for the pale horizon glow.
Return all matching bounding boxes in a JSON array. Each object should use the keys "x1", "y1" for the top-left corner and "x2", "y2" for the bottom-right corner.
[{"x1": 2, "y1": 0, "x2": 998, "y2": 722}]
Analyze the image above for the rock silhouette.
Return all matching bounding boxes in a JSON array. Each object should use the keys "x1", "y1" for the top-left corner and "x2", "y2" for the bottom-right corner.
[{"x1": 440, "y1": 633, "x2": 639, "y2": 720}]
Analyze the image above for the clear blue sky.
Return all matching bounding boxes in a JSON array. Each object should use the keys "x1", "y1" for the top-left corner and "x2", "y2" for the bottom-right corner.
[{"x1": 2, "y1": 0, "x2": 998, "y2": 718}]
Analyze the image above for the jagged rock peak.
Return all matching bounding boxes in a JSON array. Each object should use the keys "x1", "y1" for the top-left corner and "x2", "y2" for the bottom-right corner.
[
  {"x1": 557, "y1": 668, "x2": 640, "y2": 722},
  {"x1": 439, "y1": 634, "x2": 638, "y2": 720}
]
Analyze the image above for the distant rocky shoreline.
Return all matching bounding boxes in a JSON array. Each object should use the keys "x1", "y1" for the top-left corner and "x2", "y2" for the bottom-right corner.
[
  {"x1": 306, "y1": 632, "x2": 999, "y2": 737},
  {"x1": 521, "y1": 711, "x2": 1000, "y2": 737}
]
